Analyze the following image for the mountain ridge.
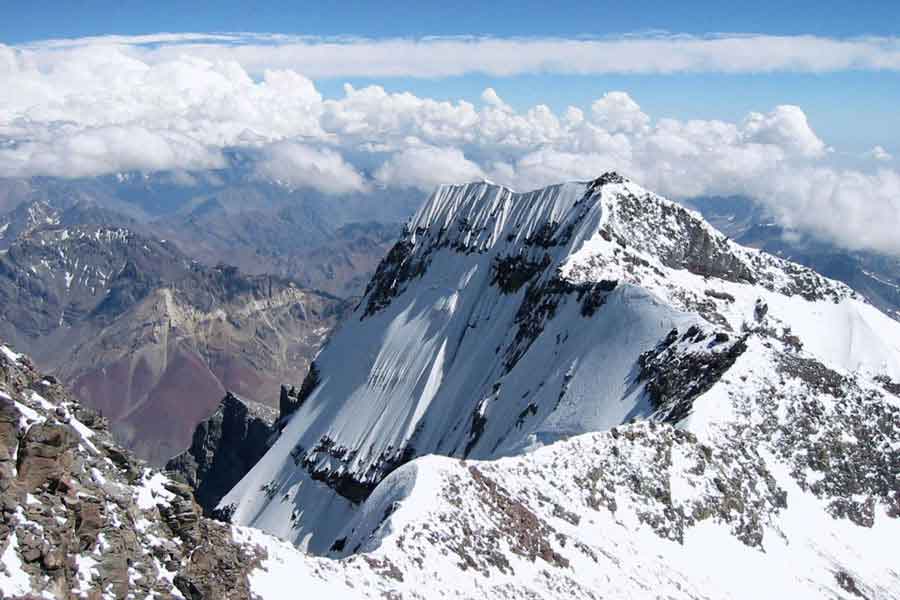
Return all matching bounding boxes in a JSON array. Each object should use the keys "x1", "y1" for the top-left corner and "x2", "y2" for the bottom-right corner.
[
  {"x1": 0, "y1": 222, "x2": 343, "y2": 464},
  {"x1": 216, "y1": 172, "x2": 900, "y2": 569},
  {"x1": 684, "y1": 194, "x2": 900, "y2": 321}
]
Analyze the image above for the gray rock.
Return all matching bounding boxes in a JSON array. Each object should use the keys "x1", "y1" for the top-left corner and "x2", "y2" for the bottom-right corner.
[{"x1": 166, "y1": 392, "x2": 275, "y2": 515}]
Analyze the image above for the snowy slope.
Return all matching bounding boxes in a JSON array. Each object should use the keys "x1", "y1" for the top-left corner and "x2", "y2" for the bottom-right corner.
[
  {"x1": 3, "y1": 325, "x2": 897, "y2": 599},
  {"x1": 220, "y1": 171, "x2": 900, "y2": 566},
  {"x1": 236, "y1": 328, "x2": 900, "y2": 598}
]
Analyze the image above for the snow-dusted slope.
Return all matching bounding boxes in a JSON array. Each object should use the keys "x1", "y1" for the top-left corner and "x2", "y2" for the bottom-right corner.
[
  {"x1": 3, "y1": 325, "x2": 898, "y2": 599},
  {"x1": 236, "y1": 332, "x2": 900, "y2": 599},
  {"x1": 220, "y1": 171, "x2": 900, "y2": 567}
]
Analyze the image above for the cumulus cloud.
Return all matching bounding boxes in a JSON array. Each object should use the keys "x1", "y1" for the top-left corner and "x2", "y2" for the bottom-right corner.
[
  {"x1": 868, "y1": 145, "x2": 893, "y2": 161},
  {"x1": 591, "y1": 92, "x2": 649, "y2": 134},
  {"x1": 481, "y1": 88, "x2": 510, "y2": 110},
  {"x1": 0, "y1": 126, "x2": 226, "y2": 178},
  {"x1": 255, "y1": 142, "x2": 367, "y2": 194},
  {"x1": 374, "y1": 145, "x2": 484, "y2": 191},
  {"x1": 742, "y1": 105, "x2": 827, "y2": 158},
  {"x1": 753, "y1": 167, "x2": 900, "y2": 253},
  {"x1": 0, "y1": 34, "x2": 899, "y2": 255}
]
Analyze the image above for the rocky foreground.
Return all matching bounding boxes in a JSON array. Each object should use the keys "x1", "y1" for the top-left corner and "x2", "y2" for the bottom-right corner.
[
  {"x1": 2, "y1": 328, "x2": 900, "y2": 598},
  {"x1": 0, "y1": 342, "x2": 274, "y2": 598}
]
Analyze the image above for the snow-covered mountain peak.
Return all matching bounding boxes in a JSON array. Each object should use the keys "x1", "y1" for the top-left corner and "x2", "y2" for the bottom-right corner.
[
  {"x1": 404, "y1": 171, "x2": 848, "y2": 294},
  {"x1": 406, "y1": 172, "x2": 625, "y2": 252},
  {"x1": 366, "y1": 171, "x2": 852, "y2": 328},
  {"x1": 219, "y1": 173, "x2": 900, "y2": 568}
]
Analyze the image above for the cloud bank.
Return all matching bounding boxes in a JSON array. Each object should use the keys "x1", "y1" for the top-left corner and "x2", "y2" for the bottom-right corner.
[
  {"x1": 0, "y1": 35, "x2": 899, "y2": 255},
  {"x1": 14, "y1": 32, "x2": 900, "y2": 77}
]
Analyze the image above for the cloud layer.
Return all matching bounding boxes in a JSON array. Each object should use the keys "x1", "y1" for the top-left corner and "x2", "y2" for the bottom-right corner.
[
  {"x1": 0, "y1": 35, "x2": 899, "y2": 255},
  {"x1": 15, "y1": 33, "x2": 900, "y2": 77}
]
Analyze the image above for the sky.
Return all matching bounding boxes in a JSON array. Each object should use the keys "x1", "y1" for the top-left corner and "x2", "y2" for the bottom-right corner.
[
  {"x1": 6, "y1": 1, "x2": 900, "y2": 41},
  {"x1": 1, "y1": 1, "x2": 899, "y2": 253}
]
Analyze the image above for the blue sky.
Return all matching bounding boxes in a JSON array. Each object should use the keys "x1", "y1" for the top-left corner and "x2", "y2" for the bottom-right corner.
[{"x1": 5, "y1": 0, "x2": 900, "y2": 41}]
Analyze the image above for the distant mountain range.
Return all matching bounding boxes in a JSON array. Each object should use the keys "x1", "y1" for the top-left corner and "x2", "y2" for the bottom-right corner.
[
  {"x1": 0, "y1": 167, "x2": 419, "y2": 463},
  {"x1": 0, "y1": 167, "x2": 417, "y2": 297},
  {"x1": 0, "y1": 220, "x2": 346, "y2": 464}
]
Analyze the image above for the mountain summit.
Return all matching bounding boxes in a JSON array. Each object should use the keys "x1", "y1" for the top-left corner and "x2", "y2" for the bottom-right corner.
[{"x1": 211, "y1": 173, "x2": 899, "y2": 597}]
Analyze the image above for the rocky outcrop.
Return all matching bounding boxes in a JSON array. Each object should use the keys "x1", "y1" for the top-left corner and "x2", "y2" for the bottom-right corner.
[
  {"x1": 166, "y1": 392, "x2": 276, "y2": 515},
  {"x1": 173, "y1": 519, "x2": 262, "y2": 600},
  {"x1": 15, "y1": 422, "x2": 76, "y2": 494},
  {"x1": 0, "y1": 341, "x2": 278, "y2": 599},
  {"x1": 360, "y1": 239, "x2": 427, "y2": 318},
  {"x1": 283, "y1": 363, "x2": 321, "y2": 420},
  {"x1": 279, "y1": 384, "x2": 299, "y2": 419},
  {"x1": 686, "y1": 194, "x2": 900, "y2": 321},
  {"x1": 638, "y1": 325, "x2": 748, "y2": 422}
]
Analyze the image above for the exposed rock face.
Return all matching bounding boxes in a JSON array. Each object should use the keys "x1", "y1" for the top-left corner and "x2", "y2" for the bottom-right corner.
[
  {"x1": 0, "y1": 340, "x2": 270, "y2": 598},
  {"x1": 606, "y1": 185, "x2": 756, "y2": 284},
  {"x1": 167, "y1": 392, "x2": 276, "y2": 515},
  {"x1": 638, "y1": 325, "x2": 748, "y2": 422},
  {"x1": 0, "y1": 223, "x2": 344, "y2": 464},
  {"x1": 686, "y1": 195, "x2": 900, "y2": 321},
  {"x1": 360, "y1": 239, "x2": 430, "y2": 318},
  {"x1": 279, "y1": 384, "x2": 299, "y2": 419},
  {"x1": 15, "y1": 422, "x2": 76, "y2": 494}
]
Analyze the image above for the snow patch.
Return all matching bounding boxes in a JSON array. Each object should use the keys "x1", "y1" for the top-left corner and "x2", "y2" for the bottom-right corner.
[{"x1": 0, "y1": 532, "x2": 32, "y2": 596}]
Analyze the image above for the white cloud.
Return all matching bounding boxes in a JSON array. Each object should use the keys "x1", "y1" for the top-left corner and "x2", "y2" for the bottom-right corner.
[
  {"x1": 374, "y1": 145, "x2": 484, "y2": 191},
  {"x1": 742, "y1": 105, "x2": 826, "y2": 158},
  {"x1": 868, "y1": 145, "x2": 893, "y2": 161},
  {"x1": 591, "y1": 92, "x2": 649, "y2": 134},
  {"x1": 481, "y1": 88, "x2": 510, "y2": 110},
  {"x1": 752, "y1": 167, "x2": 900, "y2": 253},
  {"x1": 0, "y1": 34, "x2": 899, "y2": 255},
  {"x1": 255, "y1": 142, "x2": 366, "y2": 194},
  {"x1": 0, "y1": 126, "x2": 225, "y2": 178},
  {"x1": 14, "y1": 33, "x2": 900, "y2": 78}
]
